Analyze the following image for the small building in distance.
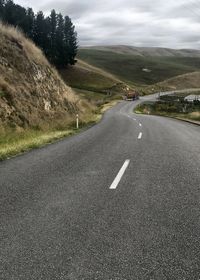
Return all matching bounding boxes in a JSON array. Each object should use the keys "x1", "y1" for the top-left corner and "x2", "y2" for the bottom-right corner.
[{"x1": 184, "y1": 95, "x2": 200, "y2": 102}]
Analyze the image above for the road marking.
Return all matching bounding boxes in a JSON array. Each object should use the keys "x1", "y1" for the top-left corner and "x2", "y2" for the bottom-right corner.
[
  {"x1": 138, "y1": 132, "x2": 142, "y2": 139},
  {"x1": 139, "y1": 123, "x2": 142, "y2": 127},
  {"x1": 109, "y1": 160, "x2": 130, "y2": 190}
]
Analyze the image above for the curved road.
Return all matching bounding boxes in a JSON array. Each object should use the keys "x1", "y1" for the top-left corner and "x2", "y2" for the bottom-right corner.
[{"x1": 0, "y1": 95, "x2": 200, "y2": 279}]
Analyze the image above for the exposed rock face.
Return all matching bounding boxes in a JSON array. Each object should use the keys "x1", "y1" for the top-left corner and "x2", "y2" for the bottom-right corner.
[{"x1": 0, "y1": 23, "x2": 80, "y2": 128}]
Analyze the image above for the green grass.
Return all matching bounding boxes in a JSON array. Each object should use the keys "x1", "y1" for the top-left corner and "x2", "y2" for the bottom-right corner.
[
  {"x1": 60, "y1": 68, "x2": 115, "y2": 93},
  {"x1": 0, "y1": 129, "x2": 76, "y2": 160},
  {"x1": 78, "y1": 49, "x2": 200, "y2": 86},
  {"x1": 134, "y1": 98, "x2": 200, "y2": 123},
  {"x1": 59, "y1": 60, "x2": 124, "y2": 95},
  {"x1": 59, "y1": 61, "x2": 128, "y2": 106},
  {"x1": 0, "y1": 113, "x2": 96, "y2": 160},
  {"x1": 0, "y1": 117, "x2": 106, "y2": 160},
  {"x1": 0, "y1": 91, "x2": 121, "y2": 160},
  {"x1": 74, "y1": 88, "x2": 122, "y2": 106}
]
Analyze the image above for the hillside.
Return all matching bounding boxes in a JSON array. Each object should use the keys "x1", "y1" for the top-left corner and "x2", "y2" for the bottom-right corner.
[
  {"x1": 59, "y1": 59, "x2": 123, "y2": 93},
  {"x1": 78, "y1": 48, "x2": 200, "y2": 86},
  {"x1": 0, "y1": 23, "x2": 81, "y2": 130},
  {"x1": 155, "y1": 72, "x2": 200, "y2": 91},
  {"x1": 82, "y1": 45, "x2": 200, "y2": 57},
  {"x1": 59, "y1": 59, "x2": 129, "y2": 107}
]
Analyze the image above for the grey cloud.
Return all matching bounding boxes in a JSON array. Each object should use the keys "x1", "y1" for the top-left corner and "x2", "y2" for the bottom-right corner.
[
  {"x1": 15, "y1": 0, "x2": 200, "y2": 49},
  {"x1": 39, "y1": 0, "x2": 96, "y2": 18}
]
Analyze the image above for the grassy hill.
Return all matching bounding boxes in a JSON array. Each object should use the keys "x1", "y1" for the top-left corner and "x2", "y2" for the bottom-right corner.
[
  {"x1": 0, "y1": 23, "x2": 98, "y2": 159},
  {"x1": 59, "y1": 59, "x2": 129, "y2": 106},
  {"x1": 139, "y1": 71, "x2": 200, "y2": 95},
  {"x1": 155, "y1": 72, "x2": 200, "y2": 91},
  {"x1": 83, "y1": 46, "x2": 200, "y2": 57},
  {"x1": 0, "y1": 22, "x2": 84, "y2": 130},
  {"x1": 78, "y1": 48, "x2": 200, "y2": 86},
  {"x1": 59, "y1": 59, "x2": 123, "y2": 93}
]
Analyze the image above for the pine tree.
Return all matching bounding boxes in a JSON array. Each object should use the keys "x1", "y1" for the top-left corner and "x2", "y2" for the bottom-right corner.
[
  {"x1": 25, "y1": 8, "x2": 35, "y2": 39},
  {"x1": 43, "y1": 16, "x2": 51, "y2": 57},
  {"x1": 0, "y1": 0, "x2": 5, "y2": 20},
  {"x1": 56, "y1": 13, "x2": 65, "y2": 66},
  {"x1": 68, "y1": 24, "x2": 78, "y2": 65},
  {"x1": 14, "y1": 4, "x2": 28, "y2": 31},
  {"x1": 33, "y1": 11, "x2": 47, "y2": 51},
  {"x1": 0, "y1": 1, "x2": 78, "y2": 67},
  {"x1": 64, "y1": 16, "x2": 78, "y2": 65},
  {"x1": 3, "y1": 0, "x2": 15, "y2": 24},
  {"x1": 49, "y1": 9, "x2": 57, "y2": 64},
  {"x1": 3, "y1": 0, "x2": 27, "y2": 30}
]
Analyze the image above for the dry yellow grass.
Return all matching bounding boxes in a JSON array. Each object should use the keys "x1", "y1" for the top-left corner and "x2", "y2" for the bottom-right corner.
[
  {"x1": 0, "y1": 22, "x2": 121, "y2": 160},
  {"x1": 0, "y1": 21, "x2": 82, "y2": 129},
  {"x1": 0, "y1": 22, "x2": 79, "y2": 105},
  {"x1": 0, "y1": 21, "x2": 47, "y2": 65},
  {"x1": 188, "y1": 111, "x2": 200, "y2": 120}
]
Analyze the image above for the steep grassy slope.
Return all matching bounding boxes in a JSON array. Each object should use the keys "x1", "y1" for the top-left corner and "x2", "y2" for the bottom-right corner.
[
  {"x1": 60, "y1": 60, "x2": 121, "y2": 92},
  {"x1": 0, "y1": 23, "x2": 82, "y2": 130},
  {"x1": 59, "y1": 59, "x2": 129, "y2": 108},
  {"x1": 78, "y1": 49, "x2": 200, "y2": 86},
  {"x1": 59, "y1": 59, "x2": 127, "y2": 95}
]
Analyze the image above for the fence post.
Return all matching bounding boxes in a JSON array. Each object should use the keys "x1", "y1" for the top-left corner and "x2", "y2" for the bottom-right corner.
[{"x1": 76, "y1": 114, "x2": 79, "y2": 129}]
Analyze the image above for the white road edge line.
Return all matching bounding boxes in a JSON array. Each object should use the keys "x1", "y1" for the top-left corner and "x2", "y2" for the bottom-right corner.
[
  {"x1": 109, "y1": 160, "x2": 130, "y2": 190},
  {"x1": 139, "y1": 123, "x2": 142, "y2": 127},
  {"x1": 138, "y1": 132, "x2": 142, "y2": 139}
]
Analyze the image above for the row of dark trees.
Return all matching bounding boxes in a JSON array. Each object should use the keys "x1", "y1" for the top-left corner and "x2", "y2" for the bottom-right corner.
[{"x1": 0, "y1": 0, "x2": 78, "y2": 67}]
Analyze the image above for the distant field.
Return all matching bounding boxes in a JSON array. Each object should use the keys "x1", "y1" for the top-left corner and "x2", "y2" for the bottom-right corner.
[{"x1": 78, "y1": 49, "x2": 200, "y2": 86}]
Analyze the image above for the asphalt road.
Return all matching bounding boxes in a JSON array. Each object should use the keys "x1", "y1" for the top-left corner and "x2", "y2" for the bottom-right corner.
[{"x1": 0, "y1": 95, "x2": 200, "y2": 280}]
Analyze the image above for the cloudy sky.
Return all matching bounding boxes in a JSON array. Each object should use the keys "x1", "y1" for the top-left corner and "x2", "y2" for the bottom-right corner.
[{"x1": 15, "y1": 0, "x2": 200, "y2": 49}]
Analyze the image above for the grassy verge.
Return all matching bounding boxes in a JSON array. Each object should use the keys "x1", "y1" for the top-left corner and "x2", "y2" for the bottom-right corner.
[
  {"x1": 0, "y1": 94, "x2": 120, "y2": 160},
  {"x1": 0, "y1": 129, "x2": 75, "y2": 160},
  {"x1": 134, "y1": 98, "x2": 200, "y2": 124}
]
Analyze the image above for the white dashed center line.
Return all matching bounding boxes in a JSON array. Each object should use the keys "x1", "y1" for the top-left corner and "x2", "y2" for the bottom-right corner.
[
  {"x1": 138, "y1": 132, "x2": 142, "y2": 139},
  {"x1": 109, "y1": 160, "x2": 130, "y2": 190}
]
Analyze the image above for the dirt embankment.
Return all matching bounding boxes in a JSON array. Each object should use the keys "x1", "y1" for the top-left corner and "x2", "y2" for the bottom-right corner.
[{"x1": 0, "y1": 23, "x2": 83, "y2": 130}]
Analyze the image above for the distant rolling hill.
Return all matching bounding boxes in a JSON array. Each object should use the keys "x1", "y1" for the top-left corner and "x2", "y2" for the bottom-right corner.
[
  {"x1": 78, "y1": 47, "x2": 200, "y2": 86},
  {"x1": 155, "y1": 71, "x2": 200, "y2": 91},
  {"x1": 81, "y1": 45, "x2": 200, "y2": 57}
]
